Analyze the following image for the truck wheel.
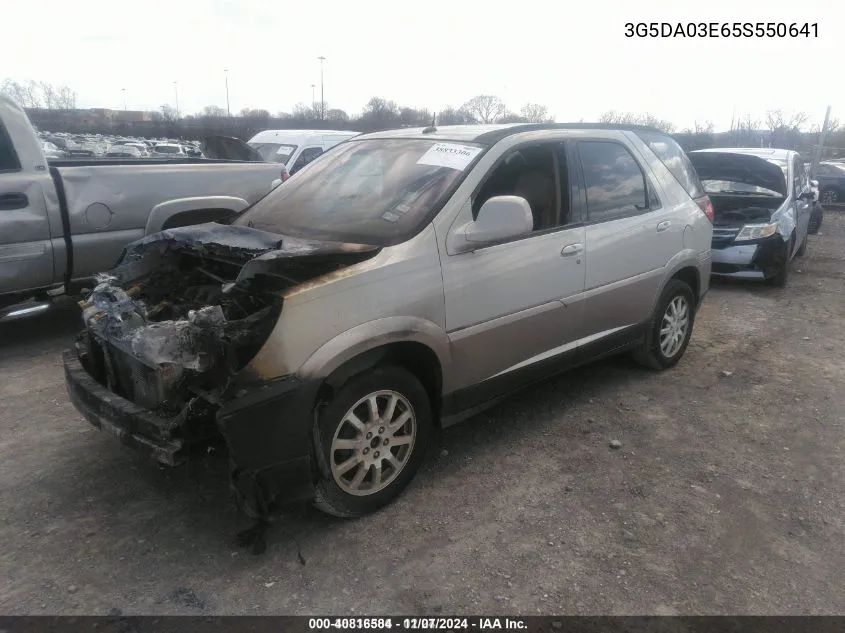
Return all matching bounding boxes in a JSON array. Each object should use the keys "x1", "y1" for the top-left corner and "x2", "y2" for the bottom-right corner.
[
  {"x1": 313, "y1": 365, "x2": 432, "y2": 518},
  {"x1": 631, "y1": 279, "x2": 696, "y2": 370}
]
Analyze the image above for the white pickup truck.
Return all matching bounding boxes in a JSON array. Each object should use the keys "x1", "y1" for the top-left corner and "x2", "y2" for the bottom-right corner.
[{"x1": 0, "y1": 94, "x2": 285, "y2": 320}]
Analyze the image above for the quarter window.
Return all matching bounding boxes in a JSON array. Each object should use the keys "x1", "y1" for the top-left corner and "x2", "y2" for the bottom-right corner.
[
  {"x1": 635, "y1": 131, "x2": 705, "y2": 200},
  {"x1": 578, "y1": 141, "x2": 649, "y2": 222}
]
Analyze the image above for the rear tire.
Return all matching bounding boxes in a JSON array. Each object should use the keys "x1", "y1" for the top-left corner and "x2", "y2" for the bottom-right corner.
[
  {"x1": 312, "y1": 365, "x2": 432, "y2": 518},
  {"x1": 631, "y1": 279, "x2": 696, "y2": 370}
]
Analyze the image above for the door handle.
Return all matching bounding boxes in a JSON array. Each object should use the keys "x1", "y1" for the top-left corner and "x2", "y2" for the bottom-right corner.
[
  {"x1": 656, "y1": 220, "x2": 671, "y2": 232},
  {"x1": 561, "y1": 243, "x2": 584, "y2": 256},
  {"x1": 0, "y1": 193, "x2": 28, "y2": 211}
]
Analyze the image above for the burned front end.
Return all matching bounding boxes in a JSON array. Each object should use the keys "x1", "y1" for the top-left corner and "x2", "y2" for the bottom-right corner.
[{"x1": 64, "y1": 223, "x2": 379, "y2": 514}]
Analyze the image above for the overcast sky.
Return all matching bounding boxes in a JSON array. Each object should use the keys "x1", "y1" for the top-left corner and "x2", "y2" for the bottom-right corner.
[{"x1": 2, "y1": 0, "x2": 839, "y2": 131}]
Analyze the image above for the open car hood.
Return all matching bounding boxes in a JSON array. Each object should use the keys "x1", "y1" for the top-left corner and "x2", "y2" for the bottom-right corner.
[
  {"x1": 688, "y1": 151, "x2": 787, "y2": 196},
  {"x1": 201, "y1": 136, "x2": 265, "y2": 162}
]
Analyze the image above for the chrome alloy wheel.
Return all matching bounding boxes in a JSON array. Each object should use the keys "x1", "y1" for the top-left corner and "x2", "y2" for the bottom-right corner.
[
  {"x1": 659, "y1": 295, "x2": 690, "y2": 359},
  {"x1": 329, "y1": 390, "x2": 417, "y2": 496}
]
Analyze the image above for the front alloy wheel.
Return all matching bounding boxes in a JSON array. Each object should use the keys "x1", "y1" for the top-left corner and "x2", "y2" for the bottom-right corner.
[
  {"x1": 313, "y1": 365, "x2": 431, "y2": 518},
  {"x1": 330, "y1": 390, "x2": 417, "y2": 496}
]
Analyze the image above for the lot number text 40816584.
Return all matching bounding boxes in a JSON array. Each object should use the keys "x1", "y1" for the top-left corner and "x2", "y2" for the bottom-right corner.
[{"x1": 624, "y1": 22, "x2": 818, "y2": 38}]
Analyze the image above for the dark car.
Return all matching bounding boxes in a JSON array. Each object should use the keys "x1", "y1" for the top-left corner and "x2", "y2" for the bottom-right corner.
[{"x1": 813, "y1": 161, "x2": 845, "y2": 206}]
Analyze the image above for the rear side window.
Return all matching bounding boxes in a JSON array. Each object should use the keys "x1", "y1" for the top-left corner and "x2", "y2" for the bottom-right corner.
[
  {"x1": 0, "y1": 121, "x2": 21, "y2": 172},
  {"x1": 636, "y1": 131, "x2": 705, "y2": 200},
  {"x1": 577, "y1": 141, "x2": 648, "y2": 222}
]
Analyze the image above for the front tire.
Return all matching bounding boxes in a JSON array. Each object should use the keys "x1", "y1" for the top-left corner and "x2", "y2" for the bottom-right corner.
[
  {"x1": 796, "y1": 233, "x2": 808, "y2": 257},
  {"x1": 764, "y1": 235, "x2": 793, "y2": 287},
  {"x1": 632, "y1": 279, "x2": 696, "y2": 370},
  {"x1": 313, "y1": 365, "x2": 432, "y2": 518}
]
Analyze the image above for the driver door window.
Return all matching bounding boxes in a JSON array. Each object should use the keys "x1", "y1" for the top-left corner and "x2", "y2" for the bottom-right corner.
[
  {"x1": 291, "y1": 146, "x2": 324, "y2": 174},
  {"x1": 471, "y1": 144, "x2": 570, "y2": 232}
]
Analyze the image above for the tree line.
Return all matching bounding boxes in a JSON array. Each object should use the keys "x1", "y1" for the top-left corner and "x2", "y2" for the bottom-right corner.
[
  {"x1": 2, "y1": 79, "x2": 78, "y2": 110},
  {"x1": 4, "y1": 79, "x2": 843, "y2": 158}
]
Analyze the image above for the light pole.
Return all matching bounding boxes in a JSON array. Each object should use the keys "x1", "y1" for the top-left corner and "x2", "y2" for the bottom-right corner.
[
  {"x1": 121, "y1": 88, "x2": 126, "y2": 111},
  {"x1": 224, "y1": 69, "x2": 231, "y2": 116},
  {"x1": 318, "y1": 56, "x2": 326, "y2": 120},
  {"x1": 173, "y1": 81, "x2": 180, "y2": 119}
]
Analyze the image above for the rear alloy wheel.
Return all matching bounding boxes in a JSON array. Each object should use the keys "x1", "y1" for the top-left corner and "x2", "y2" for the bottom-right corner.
[
  {"x1": 632, "y1": 279, "x2": 696, "y2": 370},
  {"x1": 313, "y1": 366, "x2": 431, "y2": 518}
]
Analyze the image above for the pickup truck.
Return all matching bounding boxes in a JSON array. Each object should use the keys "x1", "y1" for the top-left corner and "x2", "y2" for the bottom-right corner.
[{"x1": 0, "y1": 93, "x2": 285, "y2": 321}]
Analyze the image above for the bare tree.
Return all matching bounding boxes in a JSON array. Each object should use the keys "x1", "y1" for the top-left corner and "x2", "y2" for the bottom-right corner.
[
  {"x1": 520, "y1": 103, "x2": 550, "y2": 123},
  {"x1": 497, "y1": 111, "x2": 527, "y2": 123},
  {"x1": 399, "y1": 107, "x2": 431, "y2": 127},
  {"x1": 325, "y1": 108, "x2": 349, "y2": 122},
  {"x1": 55, "y1": 85, "x2": 77, "y2": 109},
  {"x1": 437, "y1": 106, "x2": 475, "y2": 125},
  {"x1": 40, "y1": 82, "x2": 57, "y2": 109},
  {"x1": 1, "y1": 79, "x2": 41, "y2": 108},
  {"x1": 203, "y1": 105, "x2": 227, "y2": 117},
  {"x1": 292, "y1": 102, "x2": 319, "y2": 120},
  {"x1": 598, "y1": 110, "x2": 674, "y2": 133},
  {"x1": 360, "y1": 97, "x2": 400, "y2": 130},
  {"x1": 462, "y1": 95, "x2": 506, "y2": 124},
  {"x1": 239, "y1": 108, "x2": 270, "y2": 119}
]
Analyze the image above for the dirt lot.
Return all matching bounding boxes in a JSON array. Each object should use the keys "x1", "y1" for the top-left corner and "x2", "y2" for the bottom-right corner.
[{"x1": 1, "y1": 212, "x2": 843, "y2": 616}]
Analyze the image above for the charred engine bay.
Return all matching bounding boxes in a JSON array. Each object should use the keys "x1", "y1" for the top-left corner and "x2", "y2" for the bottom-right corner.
[
  {"x1": 709, "y1": 194, "x2": 782, "y2": 227},
  {"x1": 77, "y1": 224, "x2": 380, "y2": 435}
]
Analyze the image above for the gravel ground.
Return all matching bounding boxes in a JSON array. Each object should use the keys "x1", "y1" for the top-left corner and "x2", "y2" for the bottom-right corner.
[{"x1": 1, "y1": 212, "x2": 843, "y2": 616}]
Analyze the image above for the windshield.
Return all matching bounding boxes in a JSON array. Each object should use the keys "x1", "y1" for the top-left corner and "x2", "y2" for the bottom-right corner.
[
  {"x1": 249, "y1": 142, "x2": 297, "y2": 163},
  {"x1": 235, "y1": 138, "x2": 484, "y2": 245},
  {"x1": 700, "y1": 157, "x2": 788, "y2": 197},
  {"x1": 154, "y1": 145, "x2": 181, "y2": 154}
]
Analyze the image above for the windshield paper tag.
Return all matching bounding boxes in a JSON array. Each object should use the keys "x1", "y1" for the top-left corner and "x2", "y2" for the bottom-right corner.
[{"x1": 417, "y1": 143, "x2": 482, "y2": 171}]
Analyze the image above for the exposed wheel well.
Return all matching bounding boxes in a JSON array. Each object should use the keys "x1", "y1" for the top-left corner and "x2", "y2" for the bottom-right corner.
[
  {"x1": 670, "y1": 266, "x2": 699, "y2": 306},
  {"x1": 160, "y1": 207, "x2": 237, "y2": 230},
  {"x1": 317, "y1": 342, "x2": 443, "y2": 423}
]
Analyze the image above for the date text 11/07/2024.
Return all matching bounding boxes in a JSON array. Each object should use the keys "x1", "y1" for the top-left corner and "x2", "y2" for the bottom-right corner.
[
  {"x1": 624, "y1": 22, "x2": 818, "y2": 38},
  {"x1": 308, "y1": 618, "x2": 529, "y2": 630}
]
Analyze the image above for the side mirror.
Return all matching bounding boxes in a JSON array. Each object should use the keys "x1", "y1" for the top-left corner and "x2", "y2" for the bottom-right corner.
[
  {"x1": 465, "y1": 196, "x2": 533, "y2": 245},
  {"x1": 270, "y1": 178, "x2": 283, "y2": 189}
]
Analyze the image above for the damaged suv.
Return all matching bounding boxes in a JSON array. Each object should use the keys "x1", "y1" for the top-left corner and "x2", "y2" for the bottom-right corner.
[
  {"x1": 64, "y1": 123, "x2": 712, "y2": 520},
  {"x1": 688, "y1": 148, "x2": 813, "y2": 286}
]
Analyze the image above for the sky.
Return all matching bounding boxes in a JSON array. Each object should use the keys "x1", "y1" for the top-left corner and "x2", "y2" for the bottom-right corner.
[{"x1": 1, "y1": 0, "x2": 841, "y2": 132}]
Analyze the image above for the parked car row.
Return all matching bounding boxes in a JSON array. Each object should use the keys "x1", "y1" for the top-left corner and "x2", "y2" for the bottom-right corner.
[{"x1": 36, "y1": 130, "x2": 205, "y2": 159}]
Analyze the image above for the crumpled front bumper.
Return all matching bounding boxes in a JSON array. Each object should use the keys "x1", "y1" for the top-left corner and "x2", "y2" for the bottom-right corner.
[
  {"x1": 710, "y1": 234, "x2": 788, "y2": 279},
  {"x1": 64, "y1": 350, "x2": 186, "y2": 465},
  {"x1": 64, "y1": 347, "x2": 321, "y2": 517}
]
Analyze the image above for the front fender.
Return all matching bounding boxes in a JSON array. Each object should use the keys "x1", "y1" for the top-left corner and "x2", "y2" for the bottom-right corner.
[
  {"x1": 293, "y1": 317, "x2": 453, "y2": 391},
  {"x1": 144, "y1": 195, "x2": 249, "y2": 235},
  {"x1": 773, "y1": 201, "x2": 797, "y2": 241}
]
